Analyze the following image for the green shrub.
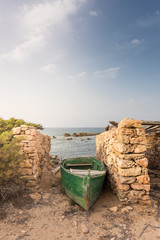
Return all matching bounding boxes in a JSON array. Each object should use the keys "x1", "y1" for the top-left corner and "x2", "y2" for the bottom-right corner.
[
  {"x1": 0, "y1": 118, "x2": 43, "y2": 200},
  {"x1": 0, "y1": 117, "x2": 43, "y2": 135},
  {"x1": 0, "y1": 130, "x2": 23, "y2": 183}
]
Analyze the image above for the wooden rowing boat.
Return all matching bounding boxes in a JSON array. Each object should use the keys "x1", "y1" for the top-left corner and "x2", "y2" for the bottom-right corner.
[{"x1": 60, "y1": 157, "x2": 106, "y2": 210}]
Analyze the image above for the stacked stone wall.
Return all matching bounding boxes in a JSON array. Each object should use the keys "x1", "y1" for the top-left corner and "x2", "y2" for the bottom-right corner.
[
  {"x1": 13, "y1": 125, "x2": 51, "y2": 188},
  {"x1": 146, "y1": 133, "x2": 160, "y2": 170},
  {"x1": 96, "y1": 118, "x2": 150, "y2": 204}
]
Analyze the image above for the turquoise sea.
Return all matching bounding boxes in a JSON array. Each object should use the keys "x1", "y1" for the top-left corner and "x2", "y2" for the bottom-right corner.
[{"x1": 41, "y1": 128, "x2": 104, "y2": 159}]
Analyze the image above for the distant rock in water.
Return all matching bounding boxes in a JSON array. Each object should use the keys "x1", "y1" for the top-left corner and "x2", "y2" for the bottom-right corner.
[
  {"x1": 52, "y1": 136, "x2": 56, "y2": 139},
  {"x1": 72, "y1": 132, "x2": 99, "y2": 137},
  {"x1": 87, "y1": 138, "x2": 91, "y2": 140},
  {"x1": 67, "y1": 137, "x2": 73, "y2": 140},
  {"x1": 64, "y1": 133, "x2": 71, "y2": 137}
]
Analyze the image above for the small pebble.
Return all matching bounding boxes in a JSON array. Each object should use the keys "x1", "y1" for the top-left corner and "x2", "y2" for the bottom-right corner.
[
  {"x1": 81, "y1": 222, "x2": 89, "y2": 234},
  {"x1": 121, "y1": 207, "x2": 130, "y2": 214},
  {"x1": 126, "y1": 206, "x2": 133, "y2": 211},
  {"x1": 109, "y1": 206, "x2": 118, "y2": 212},
  {"x1": 73, "y1": 220, "x2": 78, "y2": 226}
]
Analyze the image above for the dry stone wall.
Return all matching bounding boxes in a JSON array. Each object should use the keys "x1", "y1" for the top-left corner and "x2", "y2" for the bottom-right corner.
[
  {"x1": 96, "y1": 118, "x2": 150, "y2": 205},
  {"x1": 146, "y1": 133, "x2": 160, "y2": 170},
  {"x1": 13, "y1": 125, "x2": 51, "y2": 188}
]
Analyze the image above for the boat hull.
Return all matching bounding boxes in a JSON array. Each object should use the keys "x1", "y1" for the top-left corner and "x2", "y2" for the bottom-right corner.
[{"x1": 60, "y1": 158, "x2": 106, "y2": 210}]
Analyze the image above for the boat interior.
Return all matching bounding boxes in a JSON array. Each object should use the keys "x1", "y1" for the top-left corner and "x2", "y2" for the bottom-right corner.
[{"x1": 63, "y1": 158, "x2": 105, "y2": 176}]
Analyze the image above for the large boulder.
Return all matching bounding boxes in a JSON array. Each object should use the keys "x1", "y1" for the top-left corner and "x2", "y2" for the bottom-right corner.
[{"x1": 118, "y1": 118, "x2": 142, "y2": 129}]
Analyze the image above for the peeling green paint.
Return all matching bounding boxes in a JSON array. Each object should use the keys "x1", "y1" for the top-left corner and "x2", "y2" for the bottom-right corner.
[{"x1": 60, "y1": 157, "x2": 106, "y2": 210}]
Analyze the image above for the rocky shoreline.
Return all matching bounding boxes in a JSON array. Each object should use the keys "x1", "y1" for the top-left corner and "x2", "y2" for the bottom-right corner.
[
  {"x1": 52, "y1": 132, "x2": 99, "y2": 140},
  {"x1": 64, "y1": 132, "x2": 99, "y2": 137}
]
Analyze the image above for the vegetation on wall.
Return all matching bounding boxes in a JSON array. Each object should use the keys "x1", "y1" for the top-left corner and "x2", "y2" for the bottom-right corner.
[
  {"x1": 0, "y1": 117, "x2": 43, "y2": 135},
  {"x1": 0, "y1": 118, "x2": 43, "y2": 200}
]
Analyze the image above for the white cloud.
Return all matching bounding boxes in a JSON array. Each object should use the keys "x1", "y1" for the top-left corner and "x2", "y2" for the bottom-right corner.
[
  {"x1": 94, "y1": 67, "x2": 120, "y2": 79},
  {"x1": 131, "y1": 39, "x2": 140, "y2": 45},
  {"x1": 41, "y1": 64, "x2": 56, "y2": 73},
  {"x1": 67, "y1": 71, "x2": 86, "y2": 80},
  {"x1": 137, "y1": 10, "x2": 160, "y2": 27},
  {"x1": 0, "y1": 0, "x2": 86, "y2": 61},
  {"x1": 1, "y1": 35, "x2": 43, "y2": 61},
  {"x1": 115, "y1": 38, "x2": 143, "y2": 52},
  {"x1": 89, "y1": 11, "x2": 98, "y2": 16}
]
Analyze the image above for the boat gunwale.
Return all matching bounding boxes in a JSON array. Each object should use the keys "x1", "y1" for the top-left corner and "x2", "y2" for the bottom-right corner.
[
  {"x1": 60, "y1": 157, "x2": 106, "y2": 210},
  {"x1": 60, "y1": 157, "x2": 106, "y2": 179}
]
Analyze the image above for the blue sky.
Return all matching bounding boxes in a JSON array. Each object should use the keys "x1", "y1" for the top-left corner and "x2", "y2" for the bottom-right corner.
[{"x1": 0, "y1": 0, "x2": 160, "y2": 127}]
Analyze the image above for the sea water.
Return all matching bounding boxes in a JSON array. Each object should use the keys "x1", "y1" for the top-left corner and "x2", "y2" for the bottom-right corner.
[{"x1": 41, "y1": 128, "x2": 104, "y2": 159}]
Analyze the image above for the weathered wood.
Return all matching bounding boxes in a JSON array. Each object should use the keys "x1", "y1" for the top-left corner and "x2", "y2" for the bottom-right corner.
[
  {"x1": 145, "y1": 125, "x2": 158, "y2": 131},
  {"x1": 109, "y1": 120, "x2": 160, "y2": 127},
  {"x1": 66, "y1": 163, "x2": 92, "y2": 167},
  {"x1": 148, "y1": 169, "x2": 160, "y2": 176},
  {"x1": 139, "y1": 224, "x2": 150, "y2": 238},
  {"x1": 145, "y1": 125, "x2": 160, "y2": 132},
  {"x1": 70, "y1": 169, "x2": 106, "y2": 176},
  {"x1": 109, "y1": 121, "x2": 118, "y2": 126},
  {"x1": 51, "y1": 166, "x2": 60, "y2": 174},
  {"x1": 141, "y1": 121, "x2": 160, "y2": 126}
]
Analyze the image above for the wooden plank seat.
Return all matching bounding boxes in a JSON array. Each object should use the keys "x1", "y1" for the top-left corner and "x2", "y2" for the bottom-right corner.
[
  {"x1": 70, "y1": 169, "x2": 106, "y2": 176},
  {"x1": 66, "y1": 163, "x2": 92, "y2": 167}
]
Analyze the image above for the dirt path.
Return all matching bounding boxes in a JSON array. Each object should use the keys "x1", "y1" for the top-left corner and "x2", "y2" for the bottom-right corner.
[{"x1": 0, "y1": 183, "x2": 160, "y2": 240}]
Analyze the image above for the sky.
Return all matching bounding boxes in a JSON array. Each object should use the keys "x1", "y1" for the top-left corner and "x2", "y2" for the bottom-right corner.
[{"x1": 0, "y1": 0, "x2": 160, "y2": 127}]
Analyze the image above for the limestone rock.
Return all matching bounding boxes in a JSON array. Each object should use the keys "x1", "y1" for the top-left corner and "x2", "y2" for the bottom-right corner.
[
  {"x1": 141, "y1": 195, "x2": 150, "y2": 200},
  {"x1": 73, "y1": 220, "x2": 78, "y2": 227},
  {"x1": 114, "y1": 143, "x2": 134, "y2": 154},
  {"x1": 118, "y1": 134, "x2": 130, "y2": 144},
  {"x1": 130, "y1": 136, "x2": 146, "y2": 144},
  {"x1": 134, "y1": 145, "x2": 146, "y2": 153},
  {"x1": 28, "y1": 141, "x2": 36, "y2": 147},
  {"x1": 136, "y1": 128, "x2": 145, "y2": 136},
  {"x1": 118, "y1": 128, "x2": 135, "y2": 136},
  {"x1": 81, "y1": 222, "x2": 89, "y2": 234},
  {"x1": 109, "y1": 206, "x2": 118, "y2": 212},
  {"x1": 19, "y1": 168, "x2": 33, "y2": 175},
  {"x1": 131, "y1": 183, "x2": 150, "y2": 191},
  {"x1": 119, "y1": 176, "x2": 136, "y2": 184},
  {"x1": 20, "y1": 159, "x2": 32, "y2": 168},
  {"x1": 30, "y1": 129, "x2": 37, "y2": 136},
  {"x1": 117, "y1": 190, "x2": 128, "y2": 201},
  {"x1": 21, "y1": 125, "x2": 29, "y2": 131},
  {"x1": 29, "y1": 192, "x2": 41, "y2": 202},
  {"x1": 136, "y1": 175, "x2": 150, "y2": 184},
  {"x1": 118, "y1": 118, "x2": 142, "y2": 129},
  {"x1": 23, "y1": 147, "x2": 35, "y2": 153},
  {"x1": 121, "y1": 207, "x2": 130, "y2": 214},
  {"x1": 117, "y1": 159, "x2": 134, "y2": 168},
  {"x1": 135, "y1": 158, "x2": 148, "y2": 168},
  {"x1": 139, "y1": 200, "x2": 151, "y2": 205},
  {"x1": 125, "y1": 206, "x2": 134, "y2": 211},
  {"x1": 119, "y1": 167, "x2": 141, "y2": 177},
  {"x1": 13, "y1": 127, "x2": 21, "y2": 135},
  {"x1": 128, "y1": 190, "x2": 144, "y2": 201},
  {"x1": 117, "y1": 182, "x2": 130, "y2": 191},
  {"x1": 119, "y1": 153, "x2": 145, "y2": 161},
  {"x1": 25, "y1": 130, "x2": 31, "y2": 135}
]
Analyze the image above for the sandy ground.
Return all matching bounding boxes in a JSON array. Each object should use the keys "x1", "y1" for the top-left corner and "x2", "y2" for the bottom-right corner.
[{"x1": 0, "y1": 178, "x2": 160, "y2": 240}]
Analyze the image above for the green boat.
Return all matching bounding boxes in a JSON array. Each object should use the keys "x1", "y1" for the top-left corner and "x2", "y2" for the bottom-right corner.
[{"x1": 60, "y1": 157, "x2": 106, "y2": 210}]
